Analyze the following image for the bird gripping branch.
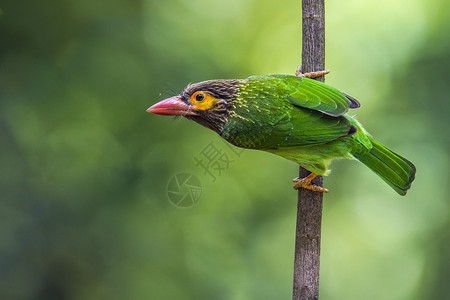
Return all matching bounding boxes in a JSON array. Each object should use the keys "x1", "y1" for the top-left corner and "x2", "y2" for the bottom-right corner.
[{"x1": 148, "y1": 73, "x2": 416, "y2": 195}]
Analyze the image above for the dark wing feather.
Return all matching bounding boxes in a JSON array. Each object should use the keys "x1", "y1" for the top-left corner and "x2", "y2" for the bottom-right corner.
[{"x1": 343, "y1": 93, "x2": 361, "y2": 108}]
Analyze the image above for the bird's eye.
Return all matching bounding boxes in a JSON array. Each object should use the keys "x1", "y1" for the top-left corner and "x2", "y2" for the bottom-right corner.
[{"x1": 195, "y1": 93, "x2": 205, "y2": 102}]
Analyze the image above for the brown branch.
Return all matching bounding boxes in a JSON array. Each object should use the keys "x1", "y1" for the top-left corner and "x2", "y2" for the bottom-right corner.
[{"x1": 292, "y1": 1, "x2": 325, "y2": 300}]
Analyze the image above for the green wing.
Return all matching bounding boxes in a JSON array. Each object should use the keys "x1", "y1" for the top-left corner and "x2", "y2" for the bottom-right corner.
[
  {"x1": 224, "y1": 75, "x2": 358, "y2": 149},
  {"x1": 267, "y1": 106, "x2": 352, "y2": 148},
  {"x1": 253, "y1": 75, "x2": 358, "y2": 117}
]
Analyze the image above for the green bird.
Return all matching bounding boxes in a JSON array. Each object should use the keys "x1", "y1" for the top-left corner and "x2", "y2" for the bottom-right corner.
[{"x1": 147, "y1": 73, "x2": 416, "y2": 195}]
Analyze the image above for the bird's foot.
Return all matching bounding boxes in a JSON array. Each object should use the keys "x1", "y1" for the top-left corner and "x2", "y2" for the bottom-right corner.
[
  {"x1": 292, "y1": 173, "x2": 329, "y2": 193},
  {"x1": 295, "y1": 65, "x2": 330, "y2": 78}
]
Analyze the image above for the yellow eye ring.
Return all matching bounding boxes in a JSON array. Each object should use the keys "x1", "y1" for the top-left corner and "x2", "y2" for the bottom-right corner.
[{"x1": 190, "y1": 91, "x2": 216, "y2": 110}]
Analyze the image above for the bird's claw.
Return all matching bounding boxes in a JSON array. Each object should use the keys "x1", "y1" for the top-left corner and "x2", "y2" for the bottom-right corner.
[
  {"x1": 292, "y1": 173, "x2": 329, "y2": 193},
  {"x1": 295, "y1": 65, "x2": 330, "y2": 79}
]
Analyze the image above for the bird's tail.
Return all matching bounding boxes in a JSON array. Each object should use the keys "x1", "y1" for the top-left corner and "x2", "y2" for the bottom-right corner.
[{"x1": 353, "y1": 137, "x2": 416, "y2": 196}]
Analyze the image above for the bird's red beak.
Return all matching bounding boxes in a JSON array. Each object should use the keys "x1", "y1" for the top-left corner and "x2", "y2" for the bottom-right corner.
[{"x1": 146, "y1": 96, "x2": 195, "y2": 116}]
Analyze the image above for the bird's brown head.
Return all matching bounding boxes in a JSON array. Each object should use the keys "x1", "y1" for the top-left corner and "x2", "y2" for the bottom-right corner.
[{"x1": 147, "y1": 79, "x2": 240, "y2": 133}]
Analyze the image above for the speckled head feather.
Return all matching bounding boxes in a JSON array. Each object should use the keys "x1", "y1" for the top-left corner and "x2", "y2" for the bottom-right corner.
[
  {"x1": 180, "y1": 79, "x2": 241, "y2": 103},
  {"x1": 180, "y1": 79, "x2": 241, "y2": 133}
]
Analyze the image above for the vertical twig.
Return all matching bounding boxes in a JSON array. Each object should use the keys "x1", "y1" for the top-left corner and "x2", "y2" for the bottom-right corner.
[{"x1": 292, "y1": 1, "x2": 325, "y2": 300}]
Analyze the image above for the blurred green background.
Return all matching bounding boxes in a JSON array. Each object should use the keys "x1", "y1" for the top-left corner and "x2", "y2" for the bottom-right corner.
[{"x1": 1, "y1": 0, "x2": 449, "y2": 299}]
